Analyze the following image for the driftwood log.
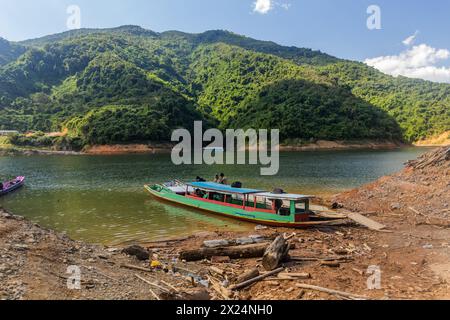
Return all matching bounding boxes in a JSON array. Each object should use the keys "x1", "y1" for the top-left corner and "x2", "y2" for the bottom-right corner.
[
  {"x1": 262, "y1": 235, "x2": 290, "y2": 271},
  {"x1": 407, "y1": 147, "x2": 450, "y2": 169},
  {"x1": 179, "y1": 243, "x2": 269, "y2": 262}
]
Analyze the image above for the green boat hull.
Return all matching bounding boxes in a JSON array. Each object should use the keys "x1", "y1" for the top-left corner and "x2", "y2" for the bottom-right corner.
[{"x1": 144, "y1": 185, "x2": 332, "y2": 228}]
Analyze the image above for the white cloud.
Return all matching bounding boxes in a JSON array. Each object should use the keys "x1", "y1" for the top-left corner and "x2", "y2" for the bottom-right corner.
[
  {"x1": 402, "y1": 31, "x2": 419, "y2": 46},
  {"x1": 365, "y1": 44, "x2": 450, "y2": 83},
  {"x1": 252, "y1": 0, "x2": 290, "y2": 14},
  {"x1": 253, "y1": 0, "x2": 273, "y2": 14}
]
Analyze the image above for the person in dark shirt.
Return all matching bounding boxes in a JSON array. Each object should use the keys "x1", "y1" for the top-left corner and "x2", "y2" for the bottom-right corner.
[{"x1": 218, "y1": 173, "x2": 228, "y2": 185}]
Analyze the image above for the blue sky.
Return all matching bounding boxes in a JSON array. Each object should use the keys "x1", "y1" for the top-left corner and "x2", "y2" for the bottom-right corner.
[{"x1": 1, "y1": 0, "x2": 450, "y2": 82}]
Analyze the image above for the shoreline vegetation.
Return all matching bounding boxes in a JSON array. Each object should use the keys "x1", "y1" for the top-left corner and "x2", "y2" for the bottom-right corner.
[
  {"x1": 1, "y1": 147, "x2": 449, "y2": 300},
  {"x1": 1, "y1": 127, "x2": 447, "y2": 157},
  {"x1": 0, "y1": 139, "x2": 441, "y2": 156},
  {"x1": 84, "y1": 139, "x2": 410, "y2": 155}
]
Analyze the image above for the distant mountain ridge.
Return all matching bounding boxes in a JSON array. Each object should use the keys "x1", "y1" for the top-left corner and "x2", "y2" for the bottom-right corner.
[
  {"x1": 20, "y1": 26, "x2": 337, "y2": 66},
  {"x1": 0, "y1": 25, "x2": 448, "y2": 148},
  {"x1": 19, "y1": 25, "x2": 160, "y2": 47}
]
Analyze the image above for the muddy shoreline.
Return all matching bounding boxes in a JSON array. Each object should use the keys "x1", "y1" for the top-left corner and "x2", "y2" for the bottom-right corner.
[
  {"x1": 1, "y1": 148, "x2": 449, "y2": 300},
  {"x1": 0, "y1": 139, "x2": 414, "y2": 156}
]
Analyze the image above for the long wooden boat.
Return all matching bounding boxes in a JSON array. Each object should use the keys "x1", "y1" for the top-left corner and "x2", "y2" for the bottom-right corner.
[
  {"x1": 0, "y1": 176, "x2": 25, "y2": 197},
  {"x1": 144, "y1": 181, "x2": 342, "y2": 228}
]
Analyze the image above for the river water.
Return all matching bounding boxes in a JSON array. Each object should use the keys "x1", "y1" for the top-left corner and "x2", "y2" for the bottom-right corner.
[{"x1": 0, "y1": 148, "x2": 429, "y2": 245}]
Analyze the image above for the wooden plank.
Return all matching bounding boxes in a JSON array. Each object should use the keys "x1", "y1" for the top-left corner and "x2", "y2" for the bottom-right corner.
[{"x1": 346, "y1": 212, "x2": 386, "y2": 231}]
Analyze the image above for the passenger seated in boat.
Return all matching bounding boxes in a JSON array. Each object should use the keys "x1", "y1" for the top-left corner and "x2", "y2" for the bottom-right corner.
[
  {"x1": 195, "y1": 176, "x2": 206, "y2": 182},
  {"x1": 211, "y1": 192, "x2": 224, "y2": 202},
  {"x1": 218, "y1": 173, "x2": 228, "y2": 185},
  {"x1": 213, "y1": 175, "x2": 220, "y2": 183},
  {"x1": 194, "y1": 188, "x2": 206, "y2": 198},
  {"x1": 274, "y1": 199, "x2": 284, "y2": 215}
]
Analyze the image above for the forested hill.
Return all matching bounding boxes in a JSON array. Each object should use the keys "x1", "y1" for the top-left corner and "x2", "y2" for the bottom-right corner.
[
  {"x1": 0, "y1": 25, "x2": 448, "y2": 149},
  {"x1": 0, "y1": 38, "x2": 26, "y2": 66}
]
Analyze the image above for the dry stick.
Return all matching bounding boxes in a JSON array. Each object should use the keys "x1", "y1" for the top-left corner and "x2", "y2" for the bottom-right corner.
[
  {"x1": 160, "y1": 279, "x2": 179, "y2": 293},
  {"x1": 230, "y1": 267, "x2": 284, "y2": 291},
  {"x1": 277, "y1": 272, "x2": 311, "y2": 280},
  {"x1": 148, "y1": 288, "x2": 161, "y2": 301},
  {"x1": 148, "y1": 289, "x2": 161, "y2": 300},
  {"x1": 284, "y1": 232, "x2": 297, "y2": 240},
  {"x1": 236, "y1": 268, "x2": 260, "y2": 284},
  {"x1": 134, "y1": 274, "x2": 161, "y2": 300},
  {"x1": 408, "y1": 207, "x2": 424, "y2": 216},
  {"x1": 121, "y1": 264, "x2": 153, "y2": 273},
  {"x1": 134, "y1": 274, "x2": 171, "y2": 293},
  {"x1": 295, "y1": 283, "x2": 369, "y2": 300}
]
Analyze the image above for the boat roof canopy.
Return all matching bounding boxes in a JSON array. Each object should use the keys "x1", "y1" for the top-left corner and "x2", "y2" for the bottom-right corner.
[
  {"x1": 188, "y1": 182, "x2": 264, "y2": 195},
  {"x1": 255, "y1": 192, "x2": 315, "y2": 201}
]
